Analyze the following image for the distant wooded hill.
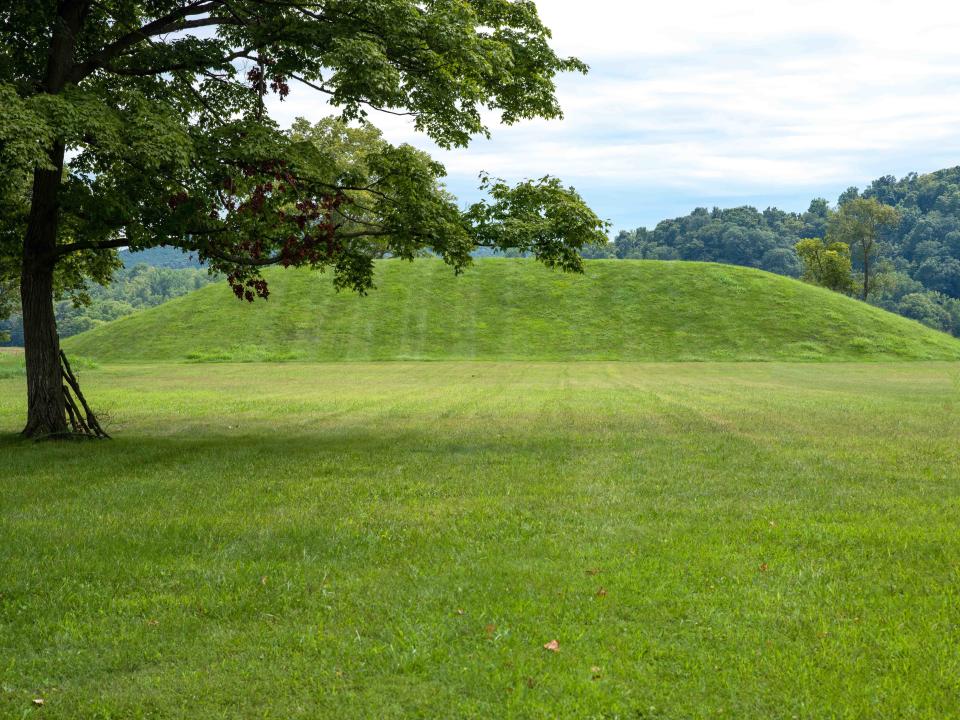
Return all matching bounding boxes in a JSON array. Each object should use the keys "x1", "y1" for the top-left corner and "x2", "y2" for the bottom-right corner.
[
  {"x1": 0, "y1": 257, "x2": 215, "y2": 346},
  {"x1": 120, "y1": 247, "x2": 205, "y2": 270},
  {"x1": 587, "y1": 167, "x2": 960, "y2": 335}
]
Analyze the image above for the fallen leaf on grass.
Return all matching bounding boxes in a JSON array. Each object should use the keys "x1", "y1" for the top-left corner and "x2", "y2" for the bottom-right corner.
[
  {"x1": 455, "y1": 608, "x2": 464, "y2": 616},
  {"x1": 543, "y1": 639, "x2": 560, "y2": 652},
  {"x1": 33, "y1": 698, "x2": 44, "y2": 706},
  {"x1": 591, "y1": 666, "x2": 602, "y2": 680},
  {"x1": 759, "y1": 563, "x2": 769, "y2": 572},
  {"x1": 526, "y1": 677, "x2": 536, "y2": 688},
  {"x1": 585, "y1": 568, "x2": 601, "y2": 576},
  {"x1": 596, "y1": 587, "x2": 608, "y2": 598},
  {"x1": 485, "y1": 624, "x2": 496, "y2": 637}
]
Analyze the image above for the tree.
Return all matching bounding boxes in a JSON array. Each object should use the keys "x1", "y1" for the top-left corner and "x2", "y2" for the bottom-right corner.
[
  {"x1": 800, "y1": 198, "x2": 830, "y2": 240},
  {"x1": 827, "y1": 198, "x2": 899, "y2": 300},
  {"x1": 1, "y1": 1, "x2": 608, "y2": 438},
  {"x1": 837, "y1": 186, "x2": 860, "y2": 206},
  {"x1": 795, "y1": 238, "x2": 853, "y2": 293},
  {"x1": 916, "y1": 256, "x2": 960, "y2": 297},
  {"x1": 896, "y1": 292, "x2": 953, "y2": 332},
  {"x1": 760, "y1": 247, "x2": 801, "y2": 277}
]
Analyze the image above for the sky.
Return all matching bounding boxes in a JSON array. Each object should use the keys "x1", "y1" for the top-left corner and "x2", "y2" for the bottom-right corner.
[{"x1": 267, "y1": 0, "x2": 960, "y2": 234}]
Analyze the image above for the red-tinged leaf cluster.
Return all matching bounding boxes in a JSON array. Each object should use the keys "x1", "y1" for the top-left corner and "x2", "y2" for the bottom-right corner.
[
  {"x1": 276, "y1": 195, "x2": 346, "y2": 268},
  {"x1": 201, "y1": 157, "x2": 353, "y2": 302},
  {"x1": 227, "y1": 272, "x2": 270, "y2": 303},
  {"x1": 247, "y1": 58, "x2": 289, "y2": 101},
  {"x1": 270, "y1": 75, "x2": 290, "y2": 100},
  {"x1": 167, "y1": 191, "x2": 189, "y2": 210},
  {"x1": 246, "y1": 65, "x2": 266, "y2": 96},
  {"x1": 220, "y1": 159, "x2": 298, "y2": 215}
]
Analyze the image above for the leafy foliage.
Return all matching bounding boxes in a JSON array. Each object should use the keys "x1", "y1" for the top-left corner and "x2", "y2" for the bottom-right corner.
[
  {"x1": 866, "y1": 267, "x2": 960, "y2": 336},
  {"x1": 604, "y1": 204, "x2": 822, "y2": 274},
  {"x1": 795, "y1": 238, "x2": 853, "y2": 293},
  {"x1": 826, "y1": 197, "x2": 899, "y2": 299},
  {"x1": 1, "y1": 0, "x2": 603, "y2": 300}
]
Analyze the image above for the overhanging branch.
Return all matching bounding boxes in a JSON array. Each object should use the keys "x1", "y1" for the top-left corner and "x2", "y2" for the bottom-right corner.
[
  {"x1": 55, "y1": 238, "x2": 130, "y2": 257},
  {"x1": 70, "y1": 1, "x2": 226, "y2": 82}
]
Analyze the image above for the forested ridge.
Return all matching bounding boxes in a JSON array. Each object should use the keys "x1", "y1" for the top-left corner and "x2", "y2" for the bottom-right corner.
[
  {"x1": 0, "y1": 249, "x2": 214, "y2": 345},
  {"x1": 589, "y1": 167, "x2": 960, "y2": 335}
]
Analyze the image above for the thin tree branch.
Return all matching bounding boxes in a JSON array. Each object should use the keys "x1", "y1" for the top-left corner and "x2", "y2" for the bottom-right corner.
[
  {"x1": 97, "y1": 47, "x2": 253, "y2": 78},
  {"x1": 55, "y1": 237, "x2": 130, "y2": 256},
  {"x1": 70, "y1": 1, "x2": 223, "y2": 82},
  {"x1": 289, "y1": 74, "x2": 416, "y2": 118}
]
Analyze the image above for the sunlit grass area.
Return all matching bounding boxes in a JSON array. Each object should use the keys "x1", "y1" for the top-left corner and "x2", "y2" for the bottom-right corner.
[{"x1": 3, "y1": 361, "x2": 959, "y2": 718}]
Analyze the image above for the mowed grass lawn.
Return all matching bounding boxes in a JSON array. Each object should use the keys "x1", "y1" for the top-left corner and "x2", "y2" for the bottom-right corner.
[{"x1": 2, "y1": 360, "x2": 960, "y2": 718}]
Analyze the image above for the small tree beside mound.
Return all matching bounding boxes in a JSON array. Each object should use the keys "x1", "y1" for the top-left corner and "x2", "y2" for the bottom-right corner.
[
  {"x1": 827, "y1": 197, "x2": 900, "y2": 300},
  {"x1": 795, "y1": 238, "x2": 854, "y2": 293}
]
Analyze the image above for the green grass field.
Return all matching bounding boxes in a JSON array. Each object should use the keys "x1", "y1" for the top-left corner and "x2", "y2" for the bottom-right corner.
[
  {"x1": 63, "y1": 259, "x2": 960, "y2": 362},
  {"x1": 3, "y1": 358, "x2": 960, "y2": 718}
]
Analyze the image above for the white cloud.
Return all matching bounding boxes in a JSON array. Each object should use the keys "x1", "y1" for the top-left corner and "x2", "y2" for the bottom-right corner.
[{"x1": 267, "y1": 0, "x2": 960, "y2": 228}]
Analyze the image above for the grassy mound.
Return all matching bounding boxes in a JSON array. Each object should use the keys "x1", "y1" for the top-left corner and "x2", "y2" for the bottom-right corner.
[{"x1": 64, "y1": 259, "x2": 960, "y2": 362}]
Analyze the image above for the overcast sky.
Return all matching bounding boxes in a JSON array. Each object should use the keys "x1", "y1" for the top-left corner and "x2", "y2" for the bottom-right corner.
[{"x1": 267, "y1": 0, "x2": 960, "y2": 234}]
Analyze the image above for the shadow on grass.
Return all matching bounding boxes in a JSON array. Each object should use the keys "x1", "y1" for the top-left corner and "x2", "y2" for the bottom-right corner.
[{"x1": 0, "y1": 423, "x2": 576, "y2": 482}]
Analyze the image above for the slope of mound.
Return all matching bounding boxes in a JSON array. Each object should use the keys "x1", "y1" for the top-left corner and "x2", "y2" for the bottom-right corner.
[{"x1": 64, "y1": 259, "x2": 960, "y2": 362}]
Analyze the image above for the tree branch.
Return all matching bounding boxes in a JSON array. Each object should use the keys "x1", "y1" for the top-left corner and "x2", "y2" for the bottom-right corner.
[
  {"x1": 96, "y1": 47, "x2": 254, "y2": 78},
  {"x1": 70, "y1": 1, "x2": 223, "y2": 82},
  {"x1": 289, "y1": 74, "x2": 416, "y2": 118},
  {"x1": 55, "y1": 237, "x2": 130, "y2": 256},
  {"x1": 198, "y1": 229, "x2": 402, "y2": 268}
]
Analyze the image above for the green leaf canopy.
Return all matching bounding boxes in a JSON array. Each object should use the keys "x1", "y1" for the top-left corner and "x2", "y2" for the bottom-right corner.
[{"x1": 1, "y1": 0, "x2": 607, "y2": 298}]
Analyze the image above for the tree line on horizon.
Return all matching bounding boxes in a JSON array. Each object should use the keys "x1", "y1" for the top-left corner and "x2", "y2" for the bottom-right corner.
[{"x1": 586, "y1": 167, "x2": 960, "y2": 336}]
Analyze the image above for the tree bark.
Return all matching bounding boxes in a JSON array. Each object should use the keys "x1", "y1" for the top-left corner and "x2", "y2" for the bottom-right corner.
[
  {"x1": 862, "y1": 248, "x2": 870, "y2": 300},
  {"x1": 21, "y1": 145, "x2": 69, "y2": 439}
]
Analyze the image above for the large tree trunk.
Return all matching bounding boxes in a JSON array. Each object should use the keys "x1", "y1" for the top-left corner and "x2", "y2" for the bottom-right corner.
[
  {"x1": 21, "y1": 145, "x2": 68, "y2": 439},
  {"x1": 20, "y1": 2, "x2": 90, "y2": 438}
]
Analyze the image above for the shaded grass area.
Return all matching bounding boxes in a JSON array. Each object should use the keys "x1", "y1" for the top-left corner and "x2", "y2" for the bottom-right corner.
[
  {"x1": 0, "y1": 350, "x2": 97, "y2": 381},
  {"x1": 64, "y1": 259, "x2": 960, "y2": 362},
  {"x1": 2, "y1": 361, "x2": 960, "y2": 718}
]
